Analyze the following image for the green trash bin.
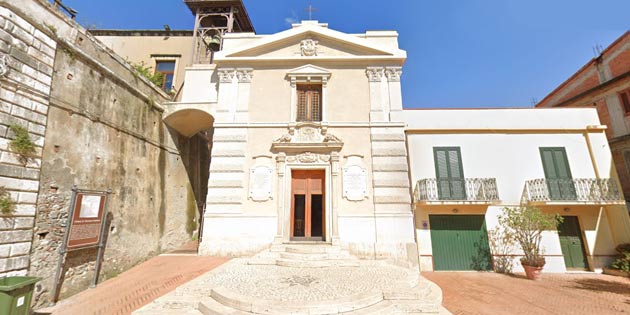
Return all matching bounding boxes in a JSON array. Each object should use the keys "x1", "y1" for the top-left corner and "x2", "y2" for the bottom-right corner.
[{"x1": 0, "y1": 276, "x2": 40, "y2": 315}]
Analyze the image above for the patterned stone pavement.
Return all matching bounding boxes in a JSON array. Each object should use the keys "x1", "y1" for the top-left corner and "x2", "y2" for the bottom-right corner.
[
  {"x1": 134, "y1": 245, "x2": 446, "y2": 314},
  {"x1": 423, "y1": 272, "x2": 630, "y2": 315}
]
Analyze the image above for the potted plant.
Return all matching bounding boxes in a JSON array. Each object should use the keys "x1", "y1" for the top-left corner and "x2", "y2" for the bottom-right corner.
[{"x1": 498, "y1": 206, "x2": 563, "y2": 280}]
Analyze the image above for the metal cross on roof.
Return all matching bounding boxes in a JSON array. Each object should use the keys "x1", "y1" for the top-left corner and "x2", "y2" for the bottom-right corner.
[{"x1": 305, "y1": 3, "x2": 318, "y2": 20}]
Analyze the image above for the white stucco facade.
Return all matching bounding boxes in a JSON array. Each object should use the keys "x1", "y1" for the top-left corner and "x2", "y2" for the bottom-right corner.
[{"x1": 401, "y1": 109, "x2": 630, "y2": 272}]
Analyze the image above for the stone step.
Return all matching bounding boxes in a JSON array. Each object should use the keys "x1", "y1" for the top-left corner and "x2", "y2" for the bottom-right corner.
[
  {"x1": 198, "y1": 298, "x2": 246, "y2": 315},
  {"x1": 343, "y1": 301, "x2": 396, "y2": 315},
  {"x1": 279, "y1": 251, "x2": 355, "y2": 261},
  {"x1": 284, "y1": 245, "x2": 343, "y2": 254},
  {"x1": 134, "y1": 306, "x2": 205, "y2": 315},
  {"x1": 246, "y1": 258, "x2": 277, "y2": 265},
  {"x1": 275, "y1": 258, "x2": 360, "y2": 268},
  {"x1": 392, "y1": 300, "x2": 442, "y2": 314}
]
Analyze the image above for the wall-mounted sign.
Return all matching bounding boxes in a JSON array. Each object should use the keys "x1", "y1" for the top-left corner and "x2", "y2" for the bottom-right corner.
[
  {"x1": 67, "y1": 193, "x2": 107, "y2": 250},
  {"x1": 249, "y1": 166, "x2": 273, "y2": 201},
  {"x1": 343, "y1": 165, "x2": 367, "y2": 201}
]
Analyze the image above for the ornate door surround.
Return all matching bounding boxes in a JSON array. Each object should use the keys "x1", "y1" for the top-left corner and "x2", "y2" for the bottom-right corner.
[{"x1": 272, "y1": 123, "x2": 343, "y2": 243}]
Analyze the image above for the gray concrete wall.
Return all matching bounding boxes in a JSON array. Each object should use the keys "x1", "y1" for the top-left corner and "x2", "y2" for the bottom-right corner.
[{"x1": 0, "y1": 0, "x2": 202, "y2": 308}]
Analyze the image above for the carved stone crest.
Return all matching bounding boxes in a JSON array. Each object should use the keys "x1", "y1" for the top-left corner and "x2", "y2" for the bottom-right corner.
[
  {"x1": 0, "y1": 53, "x2": 11, "y2": 78},
  {"x1": 272, "y1": 123, "x2": 344, "y2": 154},
  {"x1": 297, "y1": 152, "x2": 319, "y2": 163},
  {"x1": 300, "y1": 39, "x2": 318, "y2": 56},
  {"x1": 286, "y1": 152, "x2": 331, "y2": 164},
  {"x1": 296, "y1": 125, "x2": 319, "y2": 142}
]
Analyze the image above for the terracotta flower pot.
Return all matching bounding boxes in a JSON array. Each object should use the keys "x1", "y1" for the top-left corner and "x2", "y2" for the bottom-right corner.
[{"x1": 522, "y1": 263, "x2": 543, "y2": 280}]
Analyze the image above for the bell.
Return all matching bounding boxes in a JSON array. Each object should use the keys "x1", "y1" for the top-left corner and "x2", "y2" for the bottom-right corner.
[{"x1": 208, "y1": 35, "x2": 221, "y2": 52}]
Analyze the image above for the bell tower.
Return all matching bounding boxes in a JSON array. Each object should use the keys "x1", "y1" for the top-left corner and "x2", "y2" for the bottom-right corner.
[{"x1": 184, "y1": 0, "x2": 255, "y2": 63}]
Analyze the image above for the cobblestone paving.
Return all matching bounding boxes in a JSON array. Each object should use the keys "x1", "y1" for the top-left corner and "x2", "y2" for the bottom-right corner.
[
  {"x1": 423, "y1": 272, "x2": 630, "y2": 315},
  {"x1": 195, "y1": 260, "x2": 411, "y2": 302}
]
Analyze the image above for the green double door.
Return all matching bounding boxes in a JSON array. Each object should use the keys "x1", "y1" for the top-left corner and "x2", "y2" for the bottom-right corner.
[
  {"x1": 558, "y1": 216, "x2": 588, "y2": 270},
  {"x1": 429, "y1": 215, "x2": 492, "y2": 271}
]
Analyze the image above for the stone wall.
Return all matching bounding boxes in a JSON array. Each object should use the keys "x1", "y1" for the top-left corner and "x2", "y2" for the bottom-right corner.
[
  {"x1": 0, "y1": 3, "x2": 56, "y2": 278},
  {"x1": 0, "y1": 0, "x2": 201, "y2": 308}
]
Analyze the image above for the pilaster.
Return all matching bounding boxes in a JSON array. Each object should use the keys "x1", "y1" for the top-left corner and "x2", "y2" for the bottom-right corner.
[{"x1": 235, "y1": 68, "x2": 252, "y2": 123}]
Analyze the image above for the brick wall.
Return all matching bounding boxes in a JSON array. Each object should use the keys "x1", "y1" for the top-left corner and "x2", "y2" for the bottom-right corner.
[{"x1": 0, "y1": 5, "x2": 55, "y2": 277}]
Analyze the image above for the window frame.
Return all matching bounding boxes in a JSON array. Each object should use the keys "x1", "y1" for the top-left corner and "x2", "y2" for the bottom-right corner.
[
  {"x1": 617, "y1": 88, "x2": 630, "y2": 116},
  {"x1": 154, "y1": 60, "x2": 176, "y2": 92},
  {"x1": 286, "y1": 65, "x2": 331, "y2": 123},
  {"x1": 296, "y1": 84, "x2": 323, "y2": 122},
  {"x1": 151, "y1": 55, "x2": 181, "y2": 93}
]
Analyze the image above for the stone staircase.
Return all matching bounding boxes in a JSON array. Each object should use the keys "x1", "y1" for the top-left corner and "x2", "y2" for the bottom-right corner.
[{"x1": 248, "y1": 244, "x2": 360, "y2": 268}]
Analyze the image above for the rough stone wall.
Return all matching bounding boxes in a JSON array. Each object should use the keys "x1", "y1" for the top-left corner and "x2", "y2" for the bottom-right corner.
[
  {"x1": 0, "y1": 4, "x2": 55, "y2": 277},
  {"x1": 0, "y1": 0, "x2": 200, "y2": 308}
]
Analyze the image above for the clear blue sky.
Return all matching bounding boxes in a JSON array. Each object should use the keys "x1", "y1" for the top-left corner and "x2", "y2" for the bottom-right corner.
[{"x1": 59, "y1": 0, "x2": 630, "y2": 108}]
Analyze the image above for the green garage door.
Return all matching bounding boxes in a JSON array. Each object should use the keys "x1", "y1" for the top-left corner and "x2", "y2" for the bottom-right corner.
[{"x1": 429, "y1": 215, "x2": 492, "y2": 271}]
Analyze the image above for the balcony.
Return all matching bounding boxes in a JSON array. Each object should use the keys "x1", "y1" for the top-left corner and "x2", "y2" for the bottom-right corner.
[
  {"x1": 414, "y1": 178, "x2": 500, "y2": 204},
  {"x1": 522, "y1": 178, "x2": 624, "y2": 205}
]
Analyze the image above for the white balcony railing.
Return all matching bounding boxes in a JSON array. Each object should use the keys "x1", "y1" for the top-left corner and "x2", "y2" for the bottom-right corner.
[
  {"x1": 414, "y1": 178, "x2": 500, "y2": 202},
  {"x1": 522, "y1": 178, "x2": 623, "y2": 203}
]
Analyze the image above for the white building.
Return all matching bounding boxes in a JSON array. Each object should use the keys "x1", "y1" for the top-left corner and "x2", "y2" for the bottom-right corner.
[{"x1": 403, "y1": 109, "x2": 630, "y2": 272}]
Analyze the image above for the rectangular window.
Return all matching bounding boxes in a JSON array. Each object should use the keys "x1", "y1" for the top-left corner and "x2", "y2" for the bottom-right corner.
[
  {"x1": 155, "y1": 60, "x2": 176, "y2": 92},
  {"x1": 297, "y1": 84, "x2": 322, "y2": 122},
  {"x1": 618, "y1": 89, "x2": 630, "y2": 115},
  {"x1": 433, "y1": 147, "x2": 466, "y2": 200}
]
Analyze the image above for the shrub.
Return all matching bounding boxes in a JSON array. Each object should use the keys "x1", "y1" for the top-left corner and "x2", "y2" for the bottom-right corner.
[
  {"x1": 130, "y1": 61, "x2": 164, "y2": 87},
  {"x1": 498, "y1": 206, "x2": 563, "y2": 267},
  {"x1": 9, "y1": 124, "x2": 36, "y2": 165},
  {"x1": 0, "y1": 186, "x2": 15, "y2": 215},
  {"x1": 610, "y1": 243, "x2": 630, "y2": 273}
]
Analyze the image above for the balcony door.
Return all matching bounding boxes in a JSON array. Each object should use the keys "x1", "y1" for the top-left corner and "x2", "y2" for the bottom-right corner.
[
  {"x1": 540, "y1": 147, "x2": 576, "y2": 200},
  {"x1": 434, "y1": 147, "x2": 466, "y2": 200},
  {"x1": 291, "y1": 170, "x2": 325, "y2": 241}
]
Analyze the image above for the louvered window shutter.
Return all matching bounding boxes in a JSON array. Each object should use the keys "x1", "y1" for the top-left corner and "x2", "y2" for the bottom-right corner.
[
  {"x1": 296, "y1": 84, "x2": 322, "y2": 122},
  {"x1": 434, "y1": 147, "x2": 466, "y2": 200},
  {"x1": 540, "y1": 147, "x2": 575, "y2": 200}
]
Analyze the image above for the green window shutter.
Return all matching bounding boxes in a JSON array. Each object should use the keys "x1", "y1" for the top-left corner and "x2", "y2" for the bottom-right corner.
[
  {"x1": 434, "y1": 147, "x2": 466, "y2": 200},
  {"x1": 540, "y1": 147, "x2": 575, "y2": 200}
]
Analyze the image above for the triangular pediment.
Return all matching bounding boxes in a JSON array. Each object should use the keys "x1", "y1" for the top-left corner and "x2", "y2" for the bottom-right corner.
[
  {"x1": 215, "y1": 23, "x2": 405, "y2": 60},
  {"x1": 286, "y1": 64, "x2": 331, "y2": 77}
]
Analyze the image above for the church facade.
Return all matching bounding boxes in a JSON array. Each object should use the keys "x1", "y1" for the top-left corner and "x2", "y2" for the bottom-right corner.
[{"x1": 174, "y1": 21, "x2": 418, "y2": 265}]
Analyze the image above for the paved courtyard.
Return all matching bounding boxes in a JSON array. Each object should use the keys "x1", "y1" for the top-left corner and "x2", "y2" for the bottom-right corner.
[
  {"x1": 134, "y1": 244, "x2": 445, "y2": 314},
  {"x1": 423, "y1": 272, "x2": 630, "y2": 315},
  {"x1": 35, "y1": 248, "x2": 228, "y2": 315}
]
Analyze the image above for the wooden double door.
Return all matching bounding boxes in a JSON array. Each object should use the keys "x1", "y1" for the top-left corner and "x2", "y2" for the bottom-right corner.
[{"x1": 291, "y1": 170, "x2": 325, "y2": 241}]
